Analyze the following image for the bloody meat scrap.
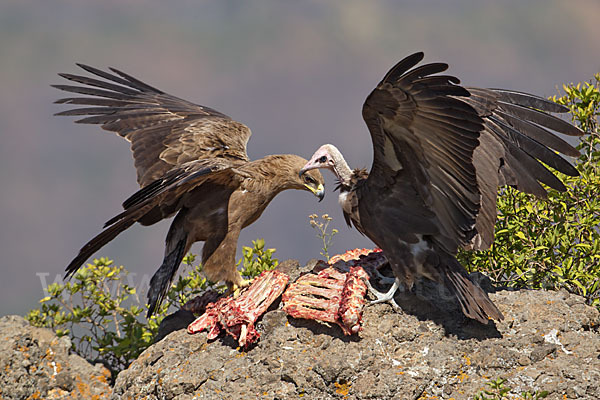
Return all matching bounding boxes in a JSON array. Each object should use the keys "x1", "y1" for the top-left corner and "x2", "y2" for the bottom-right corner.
[
  {"x1": 187, "y1": 248, "x2": 382, "y2": 347},
  {"x1": 187, "y1": 269, "x2": 289, "y2": 348},
  {"x1": 282, "y1": 250, "x2": 373, "y2": 335},
  {"x1": 329, "y1": 247, "x2": 385, "y2": 272}
]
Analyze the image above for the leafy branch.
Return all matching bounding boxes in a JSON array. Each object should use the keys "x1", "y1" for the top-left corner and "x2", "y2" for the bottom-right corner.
[{"x1": 26, "y1": 239, "x2": 279, "y2": 380}]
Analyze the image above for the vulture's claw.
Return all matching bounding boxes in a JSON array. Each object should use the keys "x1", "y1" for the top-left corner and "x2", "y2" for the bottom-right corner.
[
  {"x1": 327, "y1": 247, "x2": 401, "y2": 309},
  {"x1": 371, "y1": 269, "x2": 397, "y2": 285},
  {"x1": 366, "y1": 277, "x2": 402, "y2": 310}
]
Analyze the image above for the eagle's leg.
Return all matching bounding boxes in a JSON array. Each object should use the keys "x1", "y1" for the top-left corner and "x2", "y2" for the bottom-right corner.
[
  {"x1": 226, "y1": 278, "x2": 253, "y2": 298},
  {"x1": 366, "y1": 277, "x2": 402, "y2": 309}
]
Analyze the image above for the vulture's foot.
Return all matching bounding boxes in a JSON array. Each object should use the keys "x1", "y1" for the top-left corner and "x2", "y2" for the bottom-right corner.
[
  {"x1": 366, "y1": 277, "x2": 402, "y2": 309},
  {"x1": 371, "y1": 269, "x2": 397, "y2": 285}
]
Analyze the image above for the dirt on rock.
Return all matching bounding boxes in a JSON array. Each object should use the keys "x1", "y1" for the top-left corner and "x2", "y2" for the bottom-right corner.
[
  {"x1": 0, "y1": 315, "x2": 112, "y2": 400},
  {"x1": 111, "y1": 262, "x2": 600, "y2": 400}
]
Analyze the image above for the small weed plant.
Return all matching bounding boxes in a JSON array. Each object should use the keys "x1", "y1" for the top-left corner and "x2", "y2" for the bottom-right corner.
[
  {"x1": 238, "y1": 238, "x2": 278, "y2": 277},
  {"x1": 309, "y1": 213, "x2": 339, "y2": 261},
  {"x1": 473, "y1": 377, "x2": 548, "y2": 400},
  {"x1": 26, "y1": 239, "x2": 278, "y2": 378}
]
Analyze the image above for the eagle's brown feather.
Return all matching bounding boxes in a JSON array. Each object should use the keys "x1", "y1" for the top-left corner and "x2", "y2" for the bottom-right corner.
[{"x1": 55, "y1": 65, "x2": 324, "y2": 317}]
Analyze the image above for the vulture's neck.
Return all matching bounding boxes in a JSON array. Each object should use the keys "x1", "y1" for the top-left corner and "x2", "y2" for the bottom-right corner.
[{"x1": 328, "y1": 146, "x2": 353, "y2": 187}]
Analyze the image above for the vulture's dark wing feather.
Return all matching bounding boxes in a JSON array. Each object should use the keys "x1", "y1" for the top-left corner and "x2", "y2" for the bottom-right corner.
[
  {"x1": 360, "y1": 52, "x2": 483, "y2": 252},
  {"x1": 65, "y1": 158, "x2": 245, "y2": 278},
  {"x1": 461, "y1": 87, "x2": 583, "y2": 249},
  {"x1": 490, "y1": 88, "x2": 568, "y2": 113},
  {"x1": 359, "y1": 52, "x2": 583, "y2": 254},
  {"x1": 53, "y1": 65, "x2": 252, "y2": 187}
]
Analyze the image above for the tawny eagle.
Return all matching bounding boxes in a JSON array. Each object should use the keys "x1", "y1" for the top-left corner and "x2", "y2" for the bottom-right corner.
[
  {"x1": 54, "y1": 65, "x2": 325, "y2": 317},
  {"x1": 300, "y1": 52, "x2": 583, "y2": 324}
]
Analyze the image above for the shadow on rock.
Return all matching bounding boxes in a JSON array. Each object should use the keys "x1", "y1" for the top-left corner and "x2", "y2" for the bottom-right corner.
[
  {"x1": 286, "y1": 317, "x2": 362, "y2": 343},
  {"x1": 367, "y1": 268, "x2": 503, "y2": 340}
]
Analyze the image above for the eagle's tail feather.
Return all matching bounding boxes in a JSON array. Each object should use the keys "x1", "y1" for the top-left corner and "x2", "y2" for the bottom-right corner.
[
  {"x1": 146, "y1": 238, "x2": 187, "y2": 318},
  {"x1": 442, "y1": 258, "x2": 504, "y2": 324},
  {"x1": 65, "y1": 217, "x2": 136, "y2": 279}
]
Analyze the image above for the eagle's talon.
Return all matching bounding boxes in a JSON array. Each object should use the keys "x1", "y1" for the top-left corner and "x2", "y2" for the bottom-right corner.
[{"x1": 227, "y1": 278, "x2": 253, "y2": 298}]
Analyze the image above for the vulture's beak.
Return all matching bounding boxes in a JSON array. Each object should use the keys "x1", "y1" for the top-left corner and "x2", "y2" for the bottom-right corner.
[
  {"x1": 299, "y1": 161, "x2": 316, "y2": 178},
  {"x1": 305, "y1": 183, "x2": 325, "y2": 202}
]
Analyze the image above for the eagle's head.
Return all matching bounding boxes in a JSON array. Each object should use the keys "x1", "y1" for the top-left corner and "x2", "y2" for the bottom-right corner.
[{"x1": 276, "y1": 154, "x2": 325, "y2": 201}]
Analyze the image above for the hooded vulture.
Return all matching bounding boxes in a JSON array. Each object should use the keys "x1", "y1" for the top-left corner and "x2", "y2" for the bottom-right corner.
[
  {"x1": 54, "y1": 64, "x2": 325, "y2": 317},
  {"x1": 300, "y1": 52, "x2": 583, "y2": 324}
]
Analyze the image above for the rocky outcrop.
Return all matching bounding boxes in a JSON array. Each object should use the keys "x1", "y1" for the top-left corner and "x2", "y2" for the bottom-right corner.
[
  {"x1": 0, "y1": 315, "x2": 112, "y2": 400},
  {"x1": 2, "y1": 259, "x2": 598, "y2": 400},
  {"x1": 112, "y1": 262, "x2": 600, "y2": 400}
]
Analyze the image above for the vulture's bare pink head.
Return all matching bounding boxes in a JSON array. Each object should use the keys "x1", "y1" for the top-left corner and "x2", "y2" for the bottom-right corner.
[{"x1": 299, "y1": 144, "x2": 352, "y2": 184}]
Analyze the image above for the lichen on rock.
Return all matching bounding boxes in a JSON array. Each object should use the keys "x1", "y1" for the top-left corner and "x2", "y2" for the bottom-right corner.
[
  {"x1": 0, "y1": 315, "x2": 112, "y2": 400},
  {"x1": 112, "y1": 260, "x2": 600, "y2": 400}
]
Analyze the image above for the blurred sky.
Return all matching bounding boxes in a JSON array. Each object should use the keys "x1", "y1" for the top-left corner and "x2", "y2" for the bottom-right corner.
[{"x1": 1, "y1": 0, "x2": 599, "y2": 317}]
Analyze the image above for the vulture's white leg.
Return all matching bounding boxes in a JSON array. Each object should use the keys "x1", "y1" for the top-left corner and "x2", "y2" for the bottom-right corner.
[
  {"x1": 371, "y1": 269, "x2": 397, "y2": 285},
  {"x1": 366, "y1": 277, "x2": 402, "y2": 309}
]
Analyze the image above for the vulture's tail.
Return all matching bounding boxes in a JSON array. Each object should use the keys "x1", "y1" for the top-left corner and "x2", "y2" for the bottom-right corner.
[{"x1": 442, "y1": 258, "x2": 504, "y2": 324}]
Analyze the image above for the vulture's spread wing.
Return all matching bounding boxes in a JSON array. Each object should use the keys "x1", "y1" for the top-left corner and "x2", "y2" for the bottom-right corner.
[
  {"x1": 360, "y1": 52, "x2": 484, "y2": 252},
  {"x1": 463, "y1": 87, "x2": 581, "y2": 249},
  {"x1": 360, "y1": 52, "x2": 582, "y2": 253},
  {"x1": 65, "y1": 157, "x2": 246, "y2": 278},
  {"x1": 54, "y1": 64, "x2": 252, "y2": 187}
]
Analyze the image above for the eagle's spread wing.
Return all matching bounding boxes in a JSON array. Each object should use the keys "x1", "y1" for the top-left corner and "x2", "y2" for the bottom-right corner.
[
  {"x1": 53, "y1": 64, "x2": 251, "y2": 187},
  {"x1": 65, "y1": 157, "x2": 246, "y2": 278},
  {"x1": 359, "y1": 52, "x2": 582, "y2": 254},
  {"x1": 56, "y1": 65, "x2": 327, "y2": 318}
]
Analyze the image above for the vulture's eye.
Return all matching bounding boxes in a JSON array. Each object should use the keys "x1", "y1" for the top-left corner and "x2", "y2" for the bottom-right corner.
[{"x1": 318, "y1": 156, "x2": 327, "y2": 163}]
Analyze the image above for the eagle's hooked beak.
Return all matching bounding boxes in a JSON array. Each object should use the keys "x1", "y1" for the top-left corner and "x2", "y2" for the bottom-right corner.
[
  {"x1": 305, "y1": 183, "x2": 325, "y2": 202},
  {"x1": 316, "y1": 183, "x2": 325, "y2": 202},
  {"x1": 300, "y1": 161, "x2": 324, "y2": 201}
]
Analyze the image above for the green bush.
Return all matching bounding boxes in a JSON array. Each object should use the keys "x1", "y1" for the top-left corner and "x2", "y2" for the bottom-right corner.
[
  {"x1": 238, "y1": 238, "x2": 279, "y2": 277},
  {"x1": 26, "y1": 240, "x2": 278, "y2": 379},
  {"x1": 473, "y1": 377, "x2": 548, "y2": 400},
  {"x1": 458, "y1": 74, "x2": 600, "y2": 308}
]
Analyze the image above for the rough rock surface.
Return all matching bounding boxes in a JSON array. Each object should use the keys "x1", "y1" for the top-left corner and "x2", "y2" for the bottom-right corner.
[
  {"x1": 112, "y1": 261, "x2": 600, "y2": 400},
  {"x1": 0, "y1": 315, "x2": 112, "y2": 400}
]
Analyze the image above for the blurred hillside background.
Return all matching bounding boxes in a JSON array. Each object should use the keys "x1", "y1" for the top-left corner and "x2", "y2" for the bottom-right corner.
[{"x1": 1, "y1": 0, "x2": 599, "y2": 317}]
